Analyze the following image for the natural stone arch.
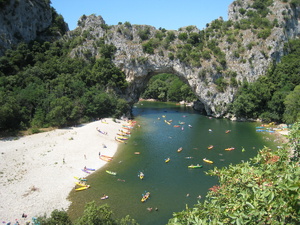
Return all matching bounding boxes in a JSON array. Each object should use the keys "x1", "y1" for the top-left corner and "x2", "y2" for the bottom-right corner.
[
  {"x1": 116, "y1": 58, "x2": 218, "y2": 116},
  {"x1": 70, "y1": 1, "x2": 300, "y2": 117}
]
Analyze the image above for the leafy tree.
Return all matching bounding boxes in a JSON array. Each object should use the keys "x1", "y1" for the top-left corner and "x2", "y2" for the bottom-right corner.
[
  {"x1": 75, "y1": 201, "x2": 116, "y2": 225},
  {"x1": 283, "y1": 85, "x2": 300, "y2": 124},
  {"x1": 36, "y1": 209, "x2": 72, "y2": 225}
]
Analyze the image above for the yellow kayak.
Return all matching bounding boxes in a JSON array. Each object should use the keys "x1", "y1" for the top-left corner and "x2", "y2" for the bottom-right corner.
[
  {"x1": 203, "y1": 158, "x2": 213, "y2": 164},
  {"x1": 75, "y1": 185, "x2": 90, "y2": 191}
]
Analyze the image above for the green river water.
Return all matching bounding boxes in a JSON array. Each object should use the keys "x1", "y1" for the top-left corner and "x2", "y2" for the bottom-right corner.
[{"x1": 68, "y1": 101, "x2": 277, "y2": 225}]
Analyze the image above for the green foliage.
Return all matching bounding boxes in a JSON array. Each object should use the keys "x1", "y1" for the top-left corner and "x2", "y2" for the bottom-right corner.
[
  {"x1": 137, "y1": 26, "x2": 151, "y2": 41},
  {"x1": 36, "y1": 209, "x2": 72, "y2": 225},
  {"x1": 35, "y1": 202, "x2": 138, "y2": 225},
  {"x1": 0, "y1": 36, "x2": 129, "y2": 131},
  {"x1": 231, "y1": 39, "x2": 300, "y2": 122},
  {"x1": 283, "y1": 85, "x2": 300, "y2": 124},
  {"x1": 215, "y1": 77, "x2": 228, "y2": 92},
  {"x1": 141, "y1": 73, "x2": 196, "y2": 102},
  {"x1": 168, "y1": 123, "x2": 300, "y2": 224}
]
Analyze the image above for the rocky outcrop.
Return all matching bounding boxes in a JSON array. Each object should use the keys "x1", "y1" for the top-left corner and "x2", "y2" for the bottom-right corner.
[
  {"x1": 69, "y1": 0, "x2": 300, "y2": 117},
  {"x1": 0, "y1": 0, "x2": 53, "y2": 55}
]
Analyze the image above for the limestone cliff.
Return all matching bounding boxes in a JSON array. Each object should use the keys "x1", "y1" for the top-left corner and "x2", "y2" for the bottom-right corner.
[
  {"x1": 0, "y1": 0, "x2": 66, "y2": 55},
  {"x1": 56, "y1": 1, "x2": 300, "y2": 117}
]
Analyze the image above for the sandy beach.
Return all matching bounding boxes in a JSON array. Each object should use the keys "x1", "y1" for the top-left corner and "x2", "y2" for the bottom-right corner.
[{"x1": 0, "y1": 118, "x2": 125, "y2": 224}]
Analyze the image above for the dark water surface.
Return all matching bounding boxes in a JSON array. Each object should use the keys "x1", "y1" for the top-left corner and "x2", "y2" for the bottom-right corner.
[{"x1": 68, "y1": 101, "x2": 276, "y2": 225}]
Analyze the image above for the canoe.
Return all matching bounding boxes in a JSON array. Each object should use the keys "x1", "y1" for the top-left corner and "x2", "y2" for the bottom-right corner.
[
  {"x1": 100, "y1": 154, "x2": 113, "y2": 159},
  {"x1": 134, "y1": 152, "x2": 140, "y2": 155},
  {"x1": 165, "y1": 158, "x2": 170, "y2": 163},
  {"x1": 100, "y1": 156, "x2": 112, "y2": 162},
  {"x1": 82, "y1": 169, "x2": 91, "y2": 174},
  {"x1": 164, "y1": 120, "x2": 171, "y2": 125},
  {"x1": 141, "y1": 192, "x2": 150, "y2": 202},
  {"x1": 203, "y1": 158, "x2": 213, "y2": 164},
  {"x1": 188, "y1": 164, "x2": 203, "y2": 169},
  {"x1": 75, "y1": 185, "x2": 90, "y2": 191},
  {"x1": 177, "y1": 147, "x2": 183, "y2": 152},
  {"x1": 115, "y1": 137, "x2": 125, "y2": 143},
  {"x1": 117, "y1": 133, "x2": 130, "y2": 137},
  {"x1": 74, "y1": 176, "x2": 87, "y2": 181},
  {"x1": 225, "y1": 147, "x2": 235, "y2": 151},
  {"x1": 225, "y1": 130, "x2": 231, "y2": 133},
  {"x1": 75, "y1": 182, "x2": 88, "y2": 187},
  {"x1": 139, "y1": 172, "x2": 144, "y2": 180},
  {"x1": 119, "y1": 129, "x2": 131, "y2": 134},
  {"x1": 106, "y1": 170, "x2": 117, "y2": 175},
  {"x1": 208, "y1": 145, "x2": 214, "y2": 150},
  {"x1": 173, "y1": 125, "x2": 180, "y2": 127},
  {"x1": 117, "y1": 136, "x2": 128, "y2": 140},
  {"x1": 101, "y1": 195, "x2": 109, "y2": 200}
]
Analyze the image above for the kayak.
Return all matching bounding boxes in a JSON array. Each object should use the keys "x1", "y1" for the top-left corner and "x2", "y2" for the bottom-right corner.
[
  {"x1": 203, "y1": 158, "x2": 214, "y2": 164},
  {"x1": 139, "y1": 172, "x2": 144, "y2": 180},
  {"x1": 177, "y1": 147, "x2": 183, "y2": 152},
  {"x1": 86, "y1": 168, "x2": 95, "y2": 171},
  {"x1": 117, "y1": 133, "x2": 130, "y2": 137},
  {"x1": 100, "y1": 156, "x2": 113, "y2": 162},
  {"x1": 188, "y1": 164, "x2": 203, "y2": 169},
  {"x1": 119, "y1": 129, "x2": 131, "y2": 134},
  {"x1": 106, "y1": 170, "x2": 117, "y2": 175},
  {"x1": 75, "y1": 182, "x2": 88, "y2": 187},
  {"x1": 165, "y1": 158, "x2": 170, "y2": 163},
  {"x1": 115, "y1": 137, "x2": 126, "y2": 143},
  {"x1": 141, "y1": 192, "x2": 150, "y2": 202},
  {"x1": 225, "y1": 147, "x2": 235, "y2": 151},
  {"x1": 74, "y1": 176, "x2": 87, "y2": 181},
  {"x1": 117, "y1": 136, "x2": 128, "y2": 140},
  {"x1": 101, "y1": 195, "x2": 109, "y2": 200},
  {"x1": 82, "y1": 169, "x2": 91, "y2": 174},
  {"x1": 75, "y1": 185, "x2": 90, "y2": 191},
  {"x1": 208, "y1": 145, "x2": 214, "y2": 150}
]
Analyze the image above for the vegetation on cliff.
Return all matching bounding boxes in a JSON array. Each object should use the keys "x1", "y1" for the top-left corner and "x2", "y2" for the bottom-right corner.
[
  {"x1": 0, "y1": 38, "x2": 129, "y2": 132},
  {"x1": 230, "y1": 39, "x2": 300, "y2": 124}
]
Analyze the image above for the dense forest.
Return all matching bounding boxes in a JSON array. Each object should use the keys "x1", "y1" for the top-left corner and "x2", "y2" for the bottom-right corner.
[
  {"x1": 0, "y1": 38, "x2": 130, "y2": 132},
  {"x1": 141, "y1": 73, "x2": 197, "y2": 103}
]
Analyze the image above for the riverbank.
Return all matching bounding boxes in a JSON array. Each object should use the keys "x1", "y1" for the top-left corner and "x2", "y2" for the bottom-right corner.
[{"x1": 0, "y1": 118, "x2": 124, "y2": 224}]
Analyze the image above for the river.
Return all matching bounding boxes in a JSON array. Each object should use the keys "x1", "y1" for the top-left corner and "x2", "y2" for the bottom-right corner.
[{"x1": 68, "y1": 101, "x2": 277, "y2": 225}]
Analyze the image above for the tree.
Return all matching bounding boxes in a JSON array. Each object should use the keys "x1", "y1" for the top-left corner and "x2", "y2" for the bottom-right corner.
[
  {"x1": 74, "y1": 201, "x2": 116, "y2": 225},
  {"x1": 283, "y1": 85, "x2": 300, "y2": 124},
  {"x1": 36, "y1": 209, "x2": 72, "y2": 225}
]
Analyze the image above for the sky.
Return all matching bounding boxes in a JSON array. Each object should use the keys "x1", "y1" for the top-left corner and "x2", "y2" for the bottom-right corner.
[{"x1": 51, "y1": 0, "x2": 234, "y2": 31}]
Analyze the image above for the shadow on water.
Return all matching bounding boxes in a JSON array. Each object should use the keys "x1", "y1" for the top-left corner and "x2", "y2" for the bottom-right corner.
[{"x1": 68, "y1": 101, "x2": 277, "y2": 225}]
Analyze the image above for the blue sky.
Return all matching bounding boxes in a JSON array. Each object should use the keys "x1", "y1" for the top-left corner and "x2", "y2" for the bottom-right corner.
[{"x1": 51, "y1": 0, "x2": 234, "y2": 31}]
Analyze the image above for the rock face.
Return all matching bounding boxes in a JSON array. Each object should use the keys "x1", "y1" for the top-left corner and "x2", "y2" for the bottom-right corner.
[
  {"x1": 68, "y1": 0, "x2": 300, "y2": 117},
  {"x1": 2, "y1": 0, "x2": 299, "y2": 117},
  {"x1": 0, "y1": 0, "x2": 53, "y2": 55}
]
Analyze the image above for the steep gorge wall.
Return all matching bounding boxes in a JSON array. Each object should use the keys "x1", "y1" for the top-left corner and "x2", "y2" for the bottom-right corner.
[
  {"x1": 69, "y1": 0, "x2": 300, "y2": 117},
  {"x1": 0, "y1": 0, "x2": 53, "y2": 55}
]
